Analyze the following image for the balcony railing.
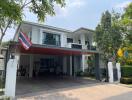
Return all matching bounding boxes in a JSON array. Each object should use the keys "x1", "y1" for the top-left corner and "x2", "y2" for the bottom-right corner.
[
  {"x1": 71, "y1": 44, "x2": 82, "y2": 49},
  {"x1": 43, "y1": 40, "x2": 61, "y2": 46},
  {"x1": 67, "y1": 43, "x2": 96, "y2": 50},
  {"x1": 87, "y1": 45, "x2": 96, "y2": 50}
]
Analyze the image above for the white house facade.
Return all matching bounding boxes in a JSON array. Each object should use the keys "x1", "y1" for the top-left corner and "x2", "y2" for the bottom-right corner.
[{"x1": 5, "y1": 21, "x2": 101, "y2": 98}]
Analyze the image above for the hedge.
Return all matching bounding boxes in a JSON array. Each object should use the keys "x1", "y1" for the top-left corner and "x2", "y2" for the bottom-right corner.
[
  {"x1": 120, "y1": 77, "x2": 132, "y2": 84},
  {"x1": 121, "y1": 66, "x2": 132, "y2": 77}
]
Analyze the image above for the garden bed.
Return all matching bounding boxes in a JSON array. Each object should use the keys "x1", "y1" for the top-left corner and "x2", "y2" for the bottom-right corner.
[
  {"x1": 121, "y1": 65, "x2": 132, "y2": 84},
  {"x1": 120, "y1": 77, "x2": 132, "y2": 84}
]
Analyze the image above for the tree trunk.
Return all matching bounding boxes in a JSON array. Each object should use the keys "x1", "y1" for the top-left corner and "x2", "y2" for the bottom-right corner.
[{"x1": 0, "y1": 34, "x2": 4, "y2": 47}]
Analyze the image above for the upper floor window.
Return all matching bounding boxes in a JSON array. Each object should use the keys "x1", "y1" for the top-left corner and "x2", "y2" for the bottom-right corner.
[
  {"x1": 28, "y1": 31, "x2": 32, "y2": 41},
  {"x1": 78, "y1": 40, "x2": 81, "y2": 44},
  {"x1": 67, "y1": 38, "x2": 73, "y2": 43},
  {"x1": 42, "y1": 32, "x2": 60, "y2": 46}
]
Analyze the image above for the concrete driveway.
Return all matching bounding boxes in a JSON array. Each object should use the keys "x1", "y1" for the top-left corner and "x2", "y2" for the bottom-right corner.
[{"x1": 16, "y1": 77, "x2": 132, "y2": 100}]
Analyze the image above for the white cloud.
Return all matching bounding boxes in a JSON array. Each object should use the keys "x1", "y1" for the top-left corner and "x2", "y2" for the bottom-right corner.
[
  {"x1": 115, "y1": 1, "x2": 131, "y2": 9},
  {"x1": 54, "y1": 0, "x2": 86, "y2": 17}
]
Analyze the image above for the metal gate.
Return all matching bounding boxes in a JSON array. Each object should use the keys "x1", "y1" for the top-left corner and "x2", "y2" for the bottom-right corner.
[{"x1": 113, "y1": 68, "x2": 118, "y2": 81}]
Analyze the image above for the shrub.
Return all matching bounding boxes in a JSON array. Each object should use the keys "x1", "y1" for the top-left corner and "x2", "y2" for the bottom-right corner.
[
  {"x1": 120, "y1": 77, "x2": 132, "y2": 84},
  {"x1": 121, "y1": 66, "x2": 132, "y2": 77},
  {"x1": 0, "y1": 77, "x2": 5, "y2": 89},
  {"x1": 75, "y1": 70, "x2": 95, "y2": 77},
  {"x1": 75, "y1": 70, "x2": 84, "y2": 76}
]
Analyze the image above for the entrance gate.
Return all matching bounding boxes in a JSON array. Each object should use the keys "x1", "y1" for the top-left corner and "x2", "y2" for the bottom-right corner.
[{"x1": 113, "y1": 68, "x2": 118, "y2": 81}]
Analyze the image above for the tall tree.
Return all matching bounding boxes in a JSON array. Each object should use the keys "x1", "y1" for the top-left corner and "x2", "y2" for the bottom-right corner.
[
  {"x1": 121, "y1": 2, "x2": 132, "y2": 45},
  {"x1": 95, "y1": 11, "x2": 122, "y2": 64},
  {"x1": 118, "y1": 3, "x2": 132, "y2": 65},
  {"x1": 0, "y1": 0, "x2": 65, "y2": 46}
]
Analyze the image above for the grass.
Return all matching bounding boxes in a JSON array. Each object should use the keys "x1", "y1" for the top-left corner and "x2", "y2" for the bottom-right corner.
[
  {"x1": 123, "y1": 65, "x2": 132, "y2": 67},
  {"x1": 125, "y1": 84, "x2": 132, "y2": 88}
]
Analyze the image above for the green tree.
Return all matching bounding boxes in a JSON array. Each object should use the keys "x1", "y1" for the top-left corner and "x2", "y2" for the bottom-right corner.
[
  {"x1": 95, "y1": 11, "x2": 122, "y2": 64},
  {"x1": 121, "y1": 2, "x2": 132, "y2": 45},
  {"x1": 0, "y1": 0, "x2": 65, "y2": 46},
  {"x1": 118, "y1": 3, "x2": 132, "y2": 65},
  {"x1": 121, "y1": 2, "x2": 132, "y2": 26}
]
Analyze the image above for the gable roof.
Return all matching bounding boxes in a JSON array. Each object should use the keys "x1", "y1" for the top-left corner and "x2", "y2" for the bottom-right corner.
[{"x1": 74, "y1": 27, "x2": 94, "y2": 33}]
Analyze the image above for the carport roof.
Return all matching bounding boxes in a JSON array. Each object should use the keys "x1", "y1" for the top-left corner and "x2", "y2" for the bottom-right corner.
[{"x1": 10, "y1": 43, "x2": 100, "y2": 55}]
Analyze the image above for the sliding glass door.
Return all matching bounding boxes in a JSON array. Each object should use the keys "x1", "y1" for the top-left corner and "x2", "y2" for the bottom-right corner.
[{"x1": 43, "y1": 32, "x2": 61, "y2": 46}]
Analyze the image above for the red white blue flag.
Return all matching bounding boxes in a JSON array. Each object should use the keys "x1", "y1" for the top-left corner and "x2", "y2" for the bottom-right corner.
[{"x1": 18, "y1": 31, "x2": 32, "y2": 50}]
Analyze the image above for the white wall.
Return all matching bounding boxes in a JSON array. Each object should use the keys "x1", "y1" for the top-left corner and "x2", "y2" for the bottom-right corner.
[
  {"x1": 81, "y1": 55, "x2": 90, "y2": 72},
  {"x1": 32, "y1": 26, "x2": 40, "y2": 44},
  {"x1": 61, "y1": 33, "x2": 67, "y2": 47},
  {"x1": 15, "y1": 23, "x2": 94, "y2": 49}
]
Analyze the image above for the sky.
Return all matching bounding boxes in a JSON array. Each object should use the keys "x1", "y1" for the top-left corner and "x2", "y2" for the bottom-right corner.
[{"x1": 3, "y1": 0, "x2": 132, "y2": 41}]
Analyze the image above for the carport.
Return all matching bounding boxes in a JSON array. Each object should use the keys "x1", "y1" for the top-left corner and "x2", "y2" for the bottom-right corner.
[{"x1": 5, "y1": 43, "x2": 101, "y2": 97}]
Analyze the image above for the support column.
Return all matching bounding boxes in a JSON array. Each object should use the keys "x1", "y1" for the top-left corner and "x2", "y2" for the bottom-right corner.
[
  {"x1": 5, "y1": 55, "x2": 19, "y2": 98},
  {"x1": 80, "y1": 34, "x2": 85, "y2": 49},
  {"x1": 116, "y1": 63, "x2": 121, "y2": 82},
  {"x1": 29, "y1": 55, "x2": 33, "y2": 78},
  {"x1": 95, "y1": 54, "x2": 101, "y2": 80},
  {"x1": 39, "y1": 30, "x2": 43, "y2": 44},
  {"x1": 82, "y1": 55, "x2": 85, "y2": 72},
  {"x1": 63, "y1": 56, "x2": 67, "y2": 74},
  {"x1": 108, "y1": 62, "x2": 114, "y2": 83},
  {"x1": 73, "y1": 56, "x2": 77, "y2": 77},
  {"x1": 70, "y1": 55, "x2": 72, "y2": 76}
]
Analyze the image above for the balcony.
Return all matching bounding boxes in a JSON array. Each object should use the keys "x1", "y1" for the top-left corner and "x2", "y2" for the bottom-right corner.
[
  {"x1": 43, "y1": 40, "x2": 61, "y2": 46},
  {"x1": 67, "y1": 43, "x2": 96, "y2": 50},
  {"x1": 87, "y1": 45, "x2": 96, "y2": 50},
  {"x1": 67, "y1": 43, "x2": 82, "y2": 49},
  {"x1": 72, "y1": 44, "x2": 82, "y2": 49}
]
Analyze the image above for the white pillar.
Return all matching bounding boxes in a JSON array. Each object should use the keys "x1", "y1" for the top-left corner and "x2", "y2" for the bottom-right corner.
[
  {"x1": 61, "y1": 33, "x2": 67, "y2": 47},
  {"x1": 82, "y1": 55, "x2": 85, "y2": 72},
  {"x1": 63, "y1": 56, "x2": 67, "y2": 74},
  {"x1": 70, "y1": 56, "x2": 72, "y2": 76},
  {"x1": 116, "y1": 63, "x2": 121, "y2": 82},
  {"x1": 80, "y1": 34, "x2": 85, "y2": 49},
  {"x1": 108, "y1": 62, "x2": 114, "y2": 83},
  {"x1": 5, "y1": 55, "x2": 19, "y2": 98},
  {"x1": 29, "y1": 55, "x2": 33, "y2": 78},
  {"x1": 39, "y1": 30, "x2": 43, "y2": 44}
]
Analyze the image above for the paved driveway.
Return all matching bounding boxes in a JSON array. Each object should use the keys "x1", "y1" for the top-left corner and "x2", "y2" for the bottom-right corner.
[{"x1": 16, "y1": 77, "x2": 132, "y2": 100}]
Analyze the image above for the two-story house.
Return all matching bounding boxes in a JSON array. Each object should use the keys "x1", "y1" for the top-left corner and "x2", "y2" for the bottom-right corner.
[
  {"x1": 5, "y1": 21, "x2": 101, "y2": 97},
  {"x1": 13, "y1": 21, "x2": 100, "y2": 77}
]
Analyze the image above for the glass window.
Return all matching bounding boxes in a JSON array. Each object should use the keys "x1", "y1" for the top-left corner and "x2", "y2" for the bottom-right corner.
[
  {"x1": 78, "y1": 40, "x2": 81, "y2": 44},
  {"x1": 43, "y1": 32, "x2": 60, "y2": 46},
  {"x1": 28, "y1": 31, "x2": 32, "y2": 40},
  {"x1": 67, "y1": 38, "x2": 73, "y2": 43}
]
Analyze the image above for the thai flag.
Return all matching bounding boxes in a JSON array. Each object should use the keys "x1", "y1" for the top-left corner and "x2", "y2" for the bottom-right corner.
[{"x1": 18, "y1": 31, "x2": 32, "y2": 50}]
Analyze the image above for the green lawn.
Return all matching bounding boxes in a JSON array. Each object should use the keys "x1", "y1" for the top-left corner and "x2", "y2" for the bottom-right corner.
[{"x1": 123, "y1": 65, "x2": 132, "y2": 67}]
